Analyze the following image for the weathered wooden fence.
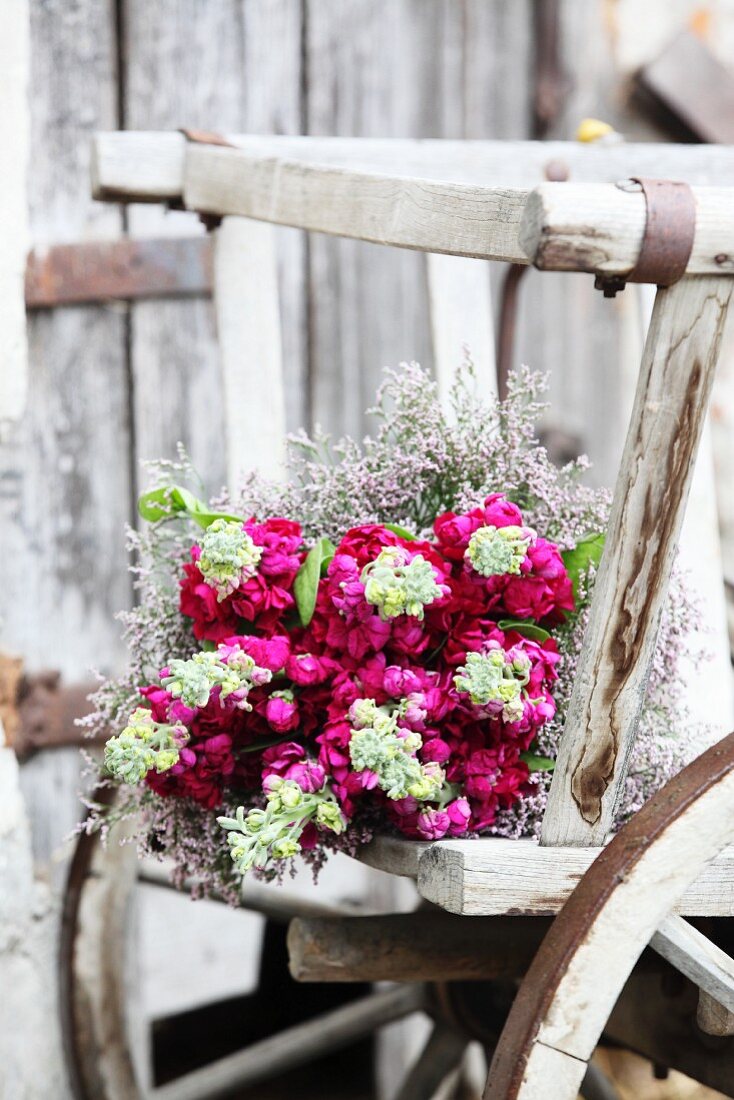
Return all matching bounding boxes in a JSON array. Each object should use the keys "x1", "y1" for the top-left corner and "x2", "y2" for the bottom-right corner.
[{"x1": 3, "y1": 1, "x2": 734, "y2": 1096}]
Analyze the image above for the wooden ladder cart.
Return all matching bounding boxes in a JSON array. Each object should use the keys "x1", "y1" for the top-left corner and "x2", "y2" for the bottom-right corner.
[{"x1": 63, "y1": 133, "x2": 734, "y2": 1100}]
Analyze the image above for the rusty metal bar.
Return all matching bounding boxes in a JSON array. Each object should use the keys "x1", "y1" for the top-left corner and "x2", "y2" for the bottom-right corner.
[
  {"x1": 25, "y1": 236, "x2": 212, "y2": 309},
  {"x1": 1, "y1": 654, "x2": 99, "y2": 758}
]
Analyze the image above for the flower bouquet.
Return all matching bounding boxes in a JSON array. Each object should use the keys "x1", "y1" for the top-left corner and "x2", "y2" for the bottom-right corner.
[{"x1": 88, "y1": 364, "x2": 702, "y2": 898}]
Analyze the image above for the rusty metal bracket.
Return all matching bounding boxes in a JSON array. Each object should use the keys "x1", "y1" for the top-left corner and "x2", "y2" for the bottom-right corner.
[
  {"x1": 595, "y1": 177, "x2": 696, "y2": 297},
  {"x1": 25, "y1": 237, "x2": 212, "y2": 309},
  {"x1": 0, "y1": 654, "x2": 99, "y2": 760}
]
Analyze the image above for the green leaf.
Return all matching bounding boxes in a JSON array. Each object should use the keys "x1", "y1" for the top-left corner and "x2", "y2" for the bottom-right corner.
[
  {"x1": 200, "y1": 639, "x2": 217, "y2": 652},
  {"x1": 137, "y1": 485, "x2": 244, "y2": 529},
  {"x1": 561, "y1": 532, "x2": 605, "y2": 601},
  {"x1": 498, "y1": 619, "x2": 551, "y2": 643},
  {"x1": 294, "y1": 537, "x2": 335, "y2": 627},
  {"x1": 520, "y1": 752, "x2": 556, "y2": 772},
  {"x1": 383, "y1": 523, "x2": 417, "y2": 541}
]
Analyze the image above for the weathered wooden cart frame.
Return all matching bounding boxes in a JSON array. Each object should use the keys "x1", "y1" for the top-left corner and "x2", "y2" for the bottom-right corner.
[{"x1": 70, "y1": 133, "x2": 734, "y2": 1099}]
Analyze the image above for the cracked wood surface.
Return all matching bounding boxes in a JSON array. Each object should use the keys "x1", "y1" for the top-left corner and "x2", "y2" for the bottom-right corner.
[{"x1": 542, "y1": 275, "x2": 734, "y2": 847}]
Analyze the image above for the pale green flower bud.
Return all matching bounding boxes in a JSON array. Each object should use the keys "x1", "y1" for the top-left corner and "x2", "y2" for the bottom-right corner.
[
  {"x1": 406, "y1": 761, "x2": 445, "y2": 801},
  {"x1": 271, "y1": 838, "x2": 301, "y2": 859},
  {"x1": 104, "y1": 709, "x2": 187, "y2": 786},
  {"x1": 198, "y1": 519, "x2": 263, "y2": 600},
  {"x1": 361, "y1": 548, "x2": 446, "y2": 621},
  {"x1": 454, "y1": 647, "x2": 529, "y2": 722},
  {"x1": 316, "y1": 801, "x2": 346, "y2": 834},
  {"x1": 279, "y1": 782, "x2": 303, "y2": 809},
  {"x1": 465, "y1": 524, "x2": 534, "y2": 577}
]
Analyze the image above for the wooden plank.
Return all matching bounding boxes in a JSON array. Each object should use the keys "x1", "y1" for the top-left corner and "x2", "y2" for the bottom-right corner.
[
  {"x1": 650, "y1": 914, "x2": 734, "y2": 1020},
  {"x1": 541, "y1": 276, "x2": 734, "y2": 847},
  {"x1": 182, "y1": 145, "x2": 530, "y2": 263},
  {"x1": 427, "y1": 254, "x2": 496, "y2": 403},
  {"x1": 410, "y1": 836, "x2": 734, "y2": 917},
  {"x1": 11, "y1": 0, "x2": 132, "y2": 875},
  {"x1": 393, "y1": 1024, "x2": 467, "y2": 1100},
  {"x1": 520, "y1": 182, "x2": 734, "y2": 277},
  {"x1": 359, "y1": 836, "x2": 431, "y2": 878},
  {"x1": 636, "y1": 30, "x2": 734, "y2": 145},
  {"x1": 25, "y1": 237, "x2": 212, "y2": 308},
  {"x1": 287, "y1": 912, "x2": 552, "y2": 983},
  {"x1": 486, "y1": 732, "x2": 734, "y2": 1099},
  {"x1": 0, "y1": 0, "x2": 29, "y2": 432},
  {"x1": 150, "y1": 984, "x2": 426, "y2": 1100},
  {"x1": 91, "y1": 133, "x2": 734, "y2": 200},
  {"x1": 212, "y1": 217, "x2": 286, "y2": 483}
]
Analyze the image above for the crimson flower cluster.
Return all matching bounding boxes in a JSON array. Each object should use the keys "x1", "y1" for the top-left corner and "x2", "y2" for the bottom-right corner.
[{"x1": 109, "y1": 492, "x2": 573, "y2": 869}]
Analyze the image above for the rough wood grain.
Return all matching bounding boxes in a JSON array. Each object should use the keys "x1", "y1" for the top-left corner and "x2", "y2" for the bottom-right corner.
[
  {"x1": 12, "y1": 0, "x2": 132, "y2": 875},
  {"x1": 287, "y1": 912, "x2": 552, "y2": 983},
  {"x1": 0, "y1": 0, "x2": 29, "y2": 433},
  {"x1": 212, "y1": 217, "x2": 286, "y2": 483},
  {"x1": 182, "y1": 145, "x2": 531, "y2": 262},
  {"x1": 412, "y1": 836, "x2": 734, "y2": 918},
  {"x1": 542, "y1": 276, "x2": 734, "y2": 847},
  {"x1": 486, "y1": 733, "x2": 734, "y2": 1099},
  {"x1": 520, "y1": 182, "x2": 734, "y2": 277}
]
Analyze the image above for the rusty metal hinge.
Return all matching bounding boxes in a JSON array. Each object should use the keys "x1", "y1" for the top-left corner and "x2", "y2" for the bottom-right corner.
[{"x1": 595, "y1": 177, "x2": 696, "y2": 298}]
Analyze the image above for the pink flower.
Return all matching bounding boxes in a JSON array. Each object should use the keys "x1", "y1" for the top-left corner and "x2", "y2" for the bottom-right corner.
[
  {"x1": 433, "y1": 509, "x2": 484, "y2": 561},
  {"x1": 446, "y1": 798, "x2": 471, "y2": 836},
  {"x1": 421, "y1": 738, "x2": 451, "y2": 764},
  {"x1": 482, "y1": 493, "x2": 524, "y2": 528},
  {"x1": 416, "y1": 808, "x2": 451, "y2": 840},
  {"x1": 265, "y1": 693, "x2": 300, "y2": 732}
]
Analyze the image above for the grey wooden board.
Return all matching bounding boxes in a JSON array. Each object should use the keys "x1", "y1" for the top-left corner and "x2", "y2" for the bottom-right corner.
[{"x1": 8, "y1": 0, "x2": 132, "y2": 875}]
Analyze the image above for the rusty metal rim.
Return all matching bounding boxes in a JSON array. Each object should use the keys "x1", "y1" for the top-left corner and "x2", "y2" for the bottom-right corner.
[
  {"x1": 487, "y1": 730, "x2": 734, "y2": 1098},
  {"x1": 58, "y1": 784, "x2": 119, "y2": 1100}
]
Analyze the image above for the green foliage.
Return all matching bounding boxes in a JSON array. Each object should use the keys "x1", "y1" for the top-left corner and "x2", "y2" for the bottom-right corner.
[
  {"x1": 498, "y1": 619, "x2": 551, "y2": 643},
  {"x1": 138, "y1": 485, "x2": 244, "y2": 529},
  {"x1": 294, "y1": 537, "x2": 336, "y2": 627},
  {"x1": 561, "y1": 532, "x2": 605, "y2": 602}
]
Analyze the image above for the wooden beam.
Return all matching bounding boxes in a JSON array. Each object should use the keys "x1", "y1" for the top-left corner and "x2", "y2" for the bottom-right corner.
[
  {"x1": 150, "y1": 984, "x2": 426, "y2": 1100},
  {"x1": 183, "y1": 145, "x2": 530, "y2": 264},
  {"x1": 411, "y1": 836, "x2": 734, "y2": 917},
  {"x1": 91, "y1": 133, "x2": 734, "y2": 204},
  {"x1": 25, "y1": 237, "x2": 212, "y2": 308},
  {"x1": 212, "y1": 217, "x2": 286, "y2": 483},
  {"x1": 651, "y1": 915, "x2": 734, "y2": 1033},
  {"x1": 520, "y1": 182, "x2": 734, "y2": 277},
  {"x1": 541, "y1": 276, "x2": 734, "y2": 846},
  {"x1": 287, "y1": 913, "x2": 552, "y2": 983}
]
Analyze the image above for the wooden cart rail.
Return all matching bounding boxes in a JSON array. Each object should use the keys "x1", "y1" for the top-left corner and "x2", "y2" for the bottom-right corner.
[
  {"x1": 84, "y1": 132, "x2": 734, "y2": 1099},
  {"x1": 93, "y1": 134, "x2": 734, "y2": 278}
]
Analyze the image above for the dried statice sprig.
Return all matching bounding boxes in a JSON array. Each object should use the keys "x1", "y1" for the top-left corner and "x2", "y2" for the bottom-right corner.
[
  {"x1": 84, "y1": 362, "x2": 710, "y2": 896},
  {"x1": 220, "y1": 362, "x2": 610, "y2": 548}
]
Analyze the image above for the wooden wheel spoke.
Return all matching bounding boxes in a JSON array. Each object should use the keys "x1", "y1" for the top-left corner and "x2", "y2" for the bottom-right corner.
[
  {"x1": 138, "y1": 861, "x2": 368, "y2": 923},
  {"x1": 393, "y1": 1023, "x2": 467, "y2": 1100},
  {"x1": 651, "y1": 914, "x2": 734, "y2": 1034},
  {"x1": 149, "y1": 984, "x2": 427, "y2": 1100}
]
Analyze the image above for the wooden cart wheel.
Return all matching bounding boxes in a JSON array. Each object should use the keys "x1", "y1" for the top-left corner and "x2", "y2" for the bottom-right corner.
[
  {"x1": 486, "y1": 731, "x2": 734, "y2": 1100},
  {"x1": 59, "y1": 793, "x2": 455, "y2": 1100}
]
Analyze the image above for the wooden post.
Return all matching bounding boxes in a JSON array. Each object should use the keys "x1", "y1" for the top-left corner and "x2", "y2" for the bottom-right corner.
[
  {"x1": 542, "y1": 275, "x2": 734, "y2": 847},
  {"x1": 427, "y1": 254, "x2": 496, "y2": 406},
  {"x1": 212, "y1": 216, "x2": 287, "y2": 484}
]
